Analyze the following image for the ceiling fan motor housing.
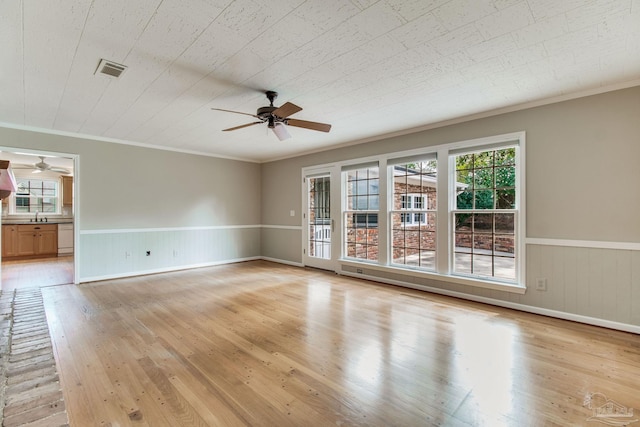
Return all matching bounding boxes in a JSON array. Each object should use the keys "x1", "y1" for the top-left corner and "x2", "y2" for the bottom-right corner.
[
  {"x1": 257, "y1": 106, "x2": 278, "y2": 118},
  {"x1": 260, "y1": 90, "x2": 281, "y2": 127}
]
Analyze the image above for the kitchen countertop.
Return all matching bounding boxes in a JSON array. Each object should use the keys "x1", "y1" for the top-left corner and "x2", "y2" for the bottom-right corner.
[{"x1": 2, "y1": 219, "x2": 74, "y2": 225}]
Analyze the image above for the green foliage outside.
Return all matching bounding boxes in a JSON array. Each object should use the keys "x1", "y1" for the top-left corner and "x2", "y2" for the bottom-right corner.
[
  {"x1": 399, "y1": 153, "x2": 515, "y2": 228},
  {"x1": 403, "y1": 160, "x2": 437, "y2": 175},
  {"x1": 455, "y1": 148, "x2": 516, "y2": 228},
  {"x1": 455, "y1": 148, "x2": 516, "y2": 210}
]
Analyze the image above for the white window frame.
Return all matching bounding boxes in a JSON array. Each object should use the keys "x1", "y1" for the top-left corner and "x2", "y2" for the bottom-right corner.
[
  {"x1": 342, "y1": 163, "x2": 381, "y2": 263},
  {"x1": 330, "y1": 131, "x2": 525, "y2": 294},
  {"x1": 9, "y1": 175, "x2": 62, "y2": 216},
  {"x1": 449, "y1": 144, "x2": 519, "y2": 283},
  {"x1": 440, "y1": 133, "x2": 525, "y2": 291}
]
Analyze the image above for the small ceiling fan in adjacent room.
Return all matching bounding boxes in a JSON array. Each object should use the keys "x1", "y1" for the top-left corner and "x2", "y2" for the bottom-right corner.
[
  {"x1": 211, "y1": 91, "x2": 331, "y2": 141},
  {"x1": 15, "y1": 156, "x2": 71, "y2": 175}
]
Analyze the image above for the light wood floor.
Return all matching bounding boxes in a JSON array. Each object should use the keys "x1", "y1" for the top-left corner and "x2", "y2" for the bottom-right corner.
[
  {"x1": 1, "y1": 256, "x2": 74, "y2": 291},
  {"x1": 41, "y1": 260, "x2": 640, "y2": 426}
]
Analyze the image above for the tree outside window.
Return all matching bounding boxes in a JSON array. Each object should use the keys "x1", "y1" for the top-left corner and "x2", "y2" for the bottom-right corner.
[{"x1": 453, "y1": 148, "x2": 516, "y2": 281}]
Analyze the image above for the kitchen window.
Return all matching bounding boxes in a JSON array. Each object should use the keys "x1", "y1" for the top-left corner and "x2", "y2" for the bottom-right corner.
[{"x1": 11, "y1": 178, "x2": 60, "y2": 214}]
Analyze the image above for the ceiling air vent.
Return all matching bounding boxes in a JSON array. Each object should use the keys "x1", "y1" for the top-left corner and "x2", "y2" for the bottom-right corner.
[{"x1": 95, "y1": 59, "x2": 127, "y2": 78}]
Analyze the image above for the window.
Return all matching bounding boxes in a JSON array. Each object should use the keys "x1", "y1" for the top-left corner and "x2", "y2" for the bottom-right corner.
[
  {"x1": 334, "y1": 132, "x2": 523, "y2": 290},
  {"x1": 312, "y1": 177, "x2": 330, "y2": 221},
  {"x1": 391, "y1": 161, "x2": 437, "y2": 269},
  {"x1": 12, "y1": 178, "x2": 60, "y2": 214},
  {"x1": 413, "y1": 196, "x2": 424, "y2": 209},
  {"x1": 344, "y1": 165, "x2": 379, "y2": 261},
  {"x1": 308, "y1": 176, "x2": 331, "y2": 259},
  {"x1": 452, "y1": 147, "x2": 517, "y2": 281},
  {"x1": 352, "y1": 213, "x2": 378, "y2": 228},
  {"x1": 399, "y1": 194, "x2": 427, "y2": 225}
]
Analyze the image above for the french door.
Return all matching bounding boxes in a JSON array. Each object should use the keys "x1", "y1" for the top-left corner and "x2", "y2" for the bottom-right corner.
[{"x1": 303, "y1": 170, "x2": 337, "y2": 270}]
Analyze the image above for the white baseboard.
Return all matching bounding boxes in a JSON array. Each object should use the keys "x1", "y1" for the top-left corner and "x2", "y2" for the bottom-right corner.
[
  {"x1": 339, "y1": 271, "x2": 640, "y2": 335},
  {"x1": 79, "y1": 256, "x2": 261, "y2": 283},
  {"x1": 260, "y1": 256, "x2": 304, "y2": 267}
]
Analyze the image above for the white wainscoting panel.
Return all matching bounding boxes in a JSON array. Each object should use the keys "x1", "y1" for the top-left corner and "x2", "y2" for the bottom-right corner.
[
  {"x1": 79, "y1": 226, "x2": 261, "y2": 281},
  {"x1": 524, "y1": 244, "x2": 638, "y2": 325}
]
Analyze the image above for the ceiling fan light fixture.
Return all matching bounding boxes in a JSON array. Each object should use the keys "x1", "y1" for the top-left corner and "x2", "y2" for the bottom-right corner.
[{"x1": 272, "y1": 123, "x2": 291, "y2": 141}]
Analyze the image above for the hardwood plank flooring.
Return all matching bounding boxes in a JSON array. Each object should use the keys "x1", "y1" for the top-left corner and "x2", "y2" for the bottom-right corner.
[
  {"x1": 2, "y1": 257, "x2": 74, "y2": 291},
  {"x1": 40, "y1": 260, "x2": 640, "y2": 426}
]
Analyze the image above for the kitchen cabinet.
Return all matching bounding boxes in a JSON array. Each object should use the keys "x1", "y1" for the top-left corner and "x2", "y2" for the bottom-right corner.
[
  {"x1": 12, "y1": 224, "x2": 58, "y2": 258},
  {"x1": 17, "y1": 228, "x2": 36, "y2": 256},
  {"x1": 2, "y1": 225, "x2": 18, "y2": 257},
  {"x1": 62, "y1": 176, "x2": 73, "y2": 207},
  {"x1": 38, "y1": 227, "x2": 58, "y2": 254}
]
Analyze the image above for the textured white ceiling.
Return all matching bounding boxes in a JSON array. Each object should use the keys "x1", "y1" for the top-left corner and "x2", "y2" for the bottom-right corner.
[{"x1": 1, "y1": 0, "x2": 639, "y2": 162}]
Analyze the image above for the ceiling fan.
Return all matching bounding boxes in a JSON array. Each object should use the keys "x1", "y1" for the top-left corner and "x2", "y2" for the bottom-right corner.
[
  {"x1": 16, "y1": 156, "x2": 71, "y2": 175},
  {"x1": 211, "y1": 91, "x2": 331, "y2": 141}
]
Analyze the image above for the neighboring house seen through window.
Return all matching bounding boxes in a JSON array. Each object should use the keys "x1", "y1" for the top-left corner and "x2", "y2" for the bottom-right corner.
[
  {"x1": 344, "y1": 164, "x2": 379, "y2": 261},
  {"x1": 391, "y1": 161, "x2": 437, "y2": 270}
]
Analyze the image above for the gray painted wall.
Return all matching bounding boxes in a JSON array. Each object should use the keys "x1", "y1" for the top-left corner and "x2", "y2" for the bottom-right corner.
[
  {"x1": 260, "y1": 85, "x2": 640, "y2": 329},
  {"x1": 79, "y1": 143, "x2": 261, "y2": 229}
]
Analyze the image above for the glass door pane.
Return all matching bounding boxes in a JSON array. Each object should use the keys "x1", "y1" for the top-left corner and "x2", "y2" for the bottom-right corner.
[{"x1": 308, "y1": 176, "x2": 331, "y2": 260}]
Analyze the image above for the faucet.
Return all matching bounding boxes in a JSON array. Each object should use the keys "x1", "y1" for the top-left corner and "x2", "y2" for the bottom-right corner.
[{"x1": 35, "y1": 212, "x2": 39, "y2": 222}]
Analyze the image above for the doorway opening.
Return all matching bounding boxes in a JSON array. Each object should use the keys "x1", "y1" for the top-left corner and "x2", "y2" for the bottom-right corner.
[{"x1": 0, "y1": 148, "x2": 77, "y2": 291}]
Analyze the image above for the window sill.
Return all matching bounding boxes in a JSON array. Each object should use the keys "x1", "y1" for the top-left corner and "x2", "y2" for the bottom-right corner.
[{"x1": 339, "y1": 259, "x2": 526, "y2": 295}]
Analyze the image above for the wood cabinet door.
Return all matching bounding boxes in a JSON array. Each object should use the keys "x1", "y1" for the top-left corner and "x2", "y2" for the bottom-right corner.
[
  {"x1": 17, "y1": 231, "x2": 37, "y2": 256},
  {"x1": 2, "y1": 225, "x2": 17, "y2": 257},
  {"x1": 62, "y1": 176, "x2": 73, "y2": 207},
  {"x1": 37, "y1": 230, "x2": 58, "y2": 255}
]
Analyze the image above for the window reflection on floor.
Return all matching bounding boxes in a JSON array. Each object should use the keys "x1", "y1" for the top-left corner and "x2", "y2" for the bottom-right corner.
[{"x1": 452, "y1": 316, "x2": 517, "y2": 424}]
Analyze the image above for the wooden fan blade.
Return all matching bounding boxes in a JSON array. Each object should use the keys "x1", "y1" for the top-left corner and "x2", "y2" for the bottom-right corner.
[
  {"x1": 223, "y1": 121, "x2": 263, "y2": 131},
  {"x1": 272, "y1": 102, "x2": 302, "y2": 118},
  {"x1": 211, "y1": 108, "x2": 260, "y2": 119},
  {"x1": 286, "y1": 118, "x2": 332, "y2": 133}
]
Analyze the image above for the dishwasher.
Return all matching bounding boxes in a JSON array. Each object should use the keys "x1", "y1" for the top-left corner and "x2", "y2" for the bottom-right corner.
[{"x1": 58, "y1": 223, "x2": 74, "y2": 255}]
